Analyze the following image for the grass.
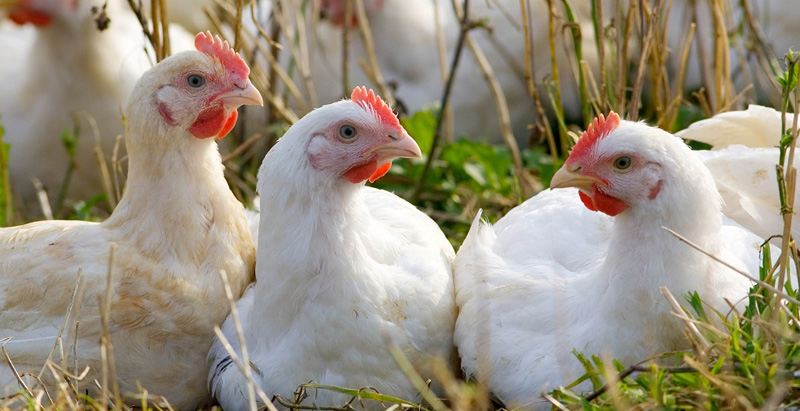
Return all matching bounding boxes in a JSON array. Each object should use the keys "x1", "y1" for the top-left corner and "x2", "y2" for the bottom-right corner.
[{"x1": 0, "y1": 0, "x2": 798, "y2": 410}]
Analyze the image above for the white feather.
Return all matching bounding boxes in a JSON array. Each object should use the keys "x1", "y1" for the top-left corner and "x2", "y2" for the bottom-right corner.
[
  {"x1": 454, "y1": 121, "x2": 762, "y2": 410},
  {"x1": 209, "y1": 99, "x2": 457, "y2": 410},
  {"x1": 678, "y1": 105, "x2": 800, "y2": 242},
  {"x1": 0, "y1": 42, "x2": 255, "y2": 410}
]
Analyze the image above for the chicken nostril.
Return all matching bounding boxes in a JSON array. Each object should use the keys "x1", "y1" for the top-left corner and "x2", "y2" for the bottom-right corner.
[{"x1": 388, "y1": 132, "x2": 399, "y2": 140}]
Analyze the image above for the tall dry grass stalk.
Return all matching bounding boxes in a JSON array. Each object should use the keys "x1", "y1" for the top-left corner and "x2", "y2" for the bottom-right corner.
[
  {"x1": 521, "y1": 0, "x2": 557, "y2": 163},
  {"x1": 410, "y1": 0, "x2": 472, "y2": 202},
  {"x1": 450, "y1": 0, "x2": 528, "y2": 197},
  {"x1": 98, "y1": 243, "x2": 121, "y2": 411},
  {"x1": 127, "y1": 0, "x2": 171, "y2": 62}
]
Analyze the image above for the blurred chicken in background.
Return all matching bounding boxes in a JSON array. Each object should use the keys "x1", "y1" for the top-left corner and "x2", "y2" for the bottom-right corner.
[
  {"x1": 223, "y1": 0, "x2": 797, "y2": 148},
  {"x1": 0, "y1": 0, "x2": 192, "y2": 219},
  {"x1": 235, "y1": 0, "x2": 595, "y2": 147}
]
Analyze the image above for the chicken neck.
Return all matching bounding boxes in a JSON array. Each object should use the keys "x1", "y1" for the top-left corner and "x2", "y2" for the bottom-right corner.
[
  {"x1": 583, "y1": 164, "x2": 726, "y2": 356},
  {"x1": 103, "y1": 124, "x2": 243, "y2": 268},
  {"x1": 252, "y1": 165, "x2": 372, "y2": 333}
]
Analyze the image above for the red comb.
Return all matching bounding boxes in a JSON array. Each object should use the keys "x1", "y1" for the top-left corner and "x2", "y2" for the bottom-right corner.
[
  {"x1": 569, "y1": 112, "x2": 621, "y2": 161},
  {"x1": 351, "y1": 87, "x2": 401, "y2": 130},
  {"x1": 194, "y1": 31, "x2": 250, "y2": 79}
]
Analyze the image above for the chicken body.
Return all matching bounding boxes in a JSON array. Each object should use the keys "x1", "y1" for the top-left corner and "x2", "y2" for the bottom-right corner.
[
  {"x1": 678, "y1": 105, "x2": 799, "y2": 242},
  {"x1": 0, "y1": 33, "x2": 260, "y2": 409},
  {"x1": 209, "y1": 88, "x2": 457, "y2": 410},
  {"x1": 454, "y1": 115, "x2": 761, "y2": 409}
]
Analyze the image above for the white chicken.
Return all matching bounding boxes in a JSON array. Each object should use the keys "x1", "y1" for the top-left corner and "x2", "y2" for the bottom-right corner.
[
  {"x1": 251, "y1": 0, "x2": 593, "y2": 144},
  {"x1": 0, "y1": 0, "x2": 193, "y2": 216},
  {"x1": 454, "y1": 113, "x2": 761, "y2": 410},
  {"x1": 666, "y1": 0, "x2": 799, "y2": 104},
  {"x1": 677, "y1": 105, "x2": 800, "y2": 242},
  {"x1": 0, "y1": 32, "x2": 260, "y2": 410},
  {"x1": 209, "y1": 87, "x2": 457, "y2": 410},
  {"x1": 678, "y1": 104, "x2": 794, "y2": 148}
]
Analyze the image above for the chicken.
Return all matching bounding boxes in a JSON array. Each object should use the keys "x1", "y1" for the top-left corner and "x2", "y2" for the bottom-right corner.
[
  {"x1": 209, "y1": 87, "x2": 457, "y2": 410},
  {"x1": 0, "y1": 32, "x2": 260, "y2": 410},
  {"x1": 0, "y1": 0, "x2": 193, "y2": 217},
  {"x1": 678, "y1": 104, "x2": 794, "y2": 148},
  {"x1": 453, "y1": 113, "x2": 761, "y2": 410},
  {"x1": 248, "y1": 0, "x2": 594, "y2": 145},
  {"x1": 676, "y1": 104, "x2": 800, "y2": 242},
  {"x1": 666, "y1": 0, "x2": 799, "y2": 104}
]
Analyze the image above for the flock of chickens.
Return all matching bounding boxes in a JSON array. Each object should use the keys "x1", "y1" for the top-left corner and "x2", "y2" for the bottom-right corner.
[{"x1": 0, "y1": 0, "x2": 799, "y2": 410}]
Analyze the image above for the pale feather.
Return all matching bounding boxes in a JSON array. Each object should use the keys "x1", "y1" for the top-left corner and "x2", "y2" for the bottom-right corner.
[
  {"x1": 209, "y1": 101, "x2": 456, "y2": 411},
  {"x1": 0, "y1": 46, "x2": 255, "y2": 410},
  {"x1": 678, "y1": 105, "x2": 800, "y2": 241},
  {"x1": 454, "y1": 123, "x2": 761, "y2": 410}
]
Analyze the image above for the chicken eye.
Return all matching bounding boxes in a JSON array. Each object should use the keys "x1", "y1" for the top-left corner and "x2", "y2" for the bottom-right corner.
[
  {"x1": 613, "y1": 156, "x2": 632, "y2": 170},
  {"x1": 187, "y1": 75, "x2": 205, "y2": 88},
  {"x1": 339, "y1": 124, "x2": 357, "y2": 140}
]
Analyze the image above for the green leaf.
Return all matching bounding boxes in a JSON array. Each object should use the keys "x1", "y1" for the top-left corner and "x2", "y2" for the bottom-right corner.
[
  {"x1": 71, "y1": 193, "x2": 107, "y2": 221},
  {"x1": 524, "y1": 149, "x2": 564, "y2": 187},
  {"x1": 686, "y1": 291, "x2": 708, "y2": 322},
  {"x1": 0, "y1": 117, "x2": 11, "y2": 227},
  {"x1": 776, "y1": 53, "x2": 799, "y2": 91},
  {"x1": 400, "y1": 109, "x2": 437, "y2": 155},
  {"x1": 463, "y1": 161, "x2": 488, "y2": 186},
  {"x1": 60, "y1": 127, "x2": 78, "y2": 159},
  {"x1": 301, "y1": 383, "x2": 425, "y2": 408}
]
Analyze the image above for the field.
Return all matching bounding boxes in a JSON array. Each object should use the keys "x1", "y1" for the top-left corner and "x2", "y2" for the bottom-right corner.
[{"x1": 0, "y1": 0, "x2": 799, "y2": 410}]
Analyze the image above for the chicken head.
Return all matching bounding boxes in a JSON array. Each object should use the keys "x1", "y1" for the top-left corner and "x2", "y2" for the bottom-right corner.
[
  {"x1": 141, "y1": 31, "x2": 263, "y2": 141},
  {"x1": 551, "y1": 112, "x2": 668, "y2": 216},
  {"x1": 303, "y1": 86, "x2": 421, "y2": 184}
]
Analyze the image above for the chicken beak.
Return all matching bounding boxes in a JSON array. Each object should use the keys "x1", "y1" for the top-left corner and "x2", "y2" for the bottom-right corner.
[
  {"x1": 367, "y1": 130, "x2": 422, "y2": 162},
  {"x1": 217, "y1": 81, "x2": 264, "y2": 108},
  {"x1": 550, "y1": 163, "x2": 605, "y2": 190}
]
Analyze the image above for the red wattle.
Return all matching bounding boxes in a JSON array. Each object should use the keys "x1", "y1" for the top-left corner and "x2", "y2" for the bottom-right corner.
[
  {"x1": 593, "y1": 191, "x2": 627, "y2": 216},
  {"x1": 578, "y1": 191, "x2": 597, "y2": 211},
  {"x1": 368, "y1": 163, "x2": 391, "y2": 183},
  {"x1": 189, "y1": 106, "x2": 227, "y2": 139},
  {"x1": 217, "y1": 110, "x2": 238, "y2": 139},
  {"x1": 579, "y1": 189, "x2": 627, "y2": 216},
  {"x1": 343, "y1": 161, "x2": 379, "y2": 184},
  {"x1": 8, "y1": 9, "x2": 52, "y2": 26}
]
